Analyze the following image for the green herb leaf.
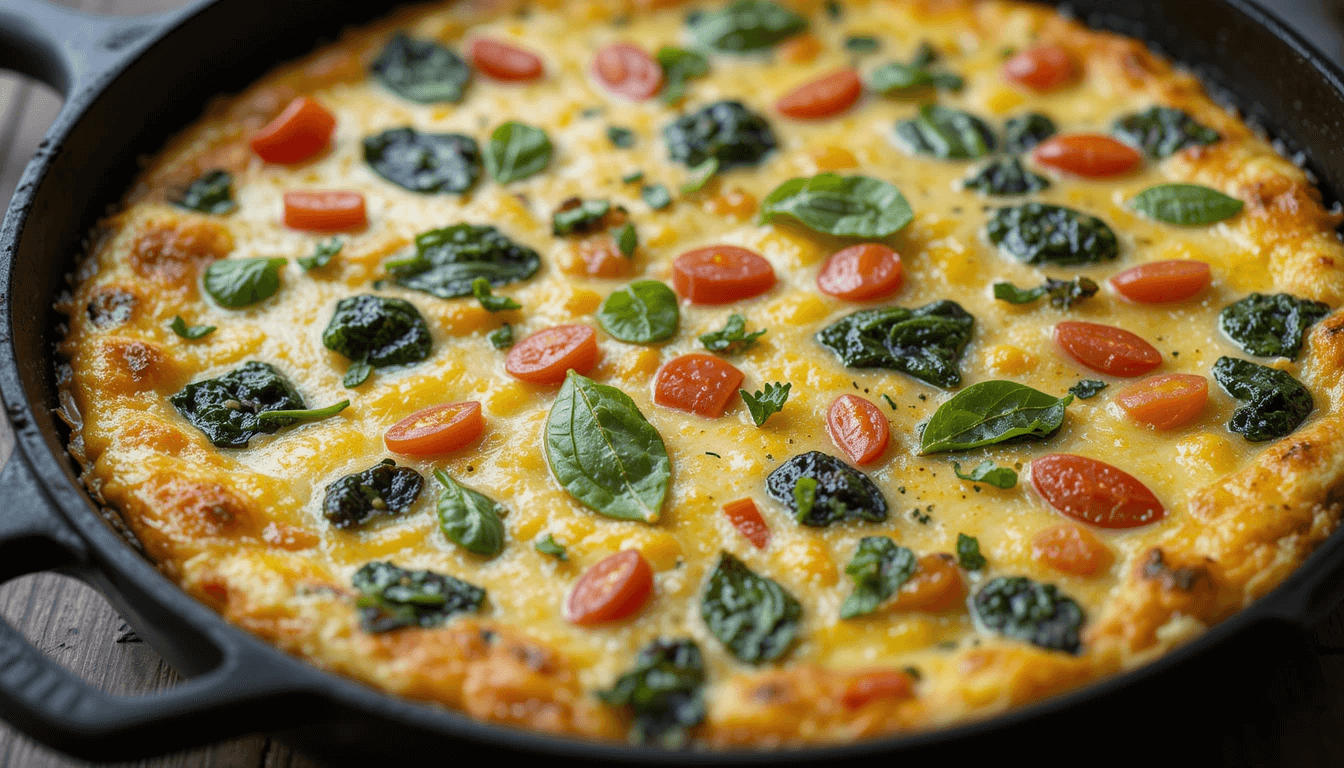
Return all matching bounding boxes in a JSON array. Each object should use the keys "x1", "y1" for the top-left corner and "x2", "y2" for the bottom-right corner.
[
  {"x1": 920, "y1": 380, "x2": 1072, "y2": 454},
  {"x1": 615, "y1": 223, "x2": 638, "y2": 258},
  {"x1": 1069, "y1": 380, "x2": 1107, "y2": 399},
  {"x1": 488, "y1": 323, "x2": 514, "y2": 349},
  {"x1": 642, "y1": 184, "x2": 673, "y2": 210},
  {"x1": 680, "y1": 156, "x2": 719, "y2": 195},
  {"x1": 553, "y1": 198, "x2": 612, "y2": 235},
  {"x1": 1002, "y1": 112, "x2": 1056, "y2": 153},
  {"x1": 656, "y1": 47, "x2": 710, "y2": 104},
  {"x1": 868, "y1": 43, "x2": 963, "y2": 95},
  {"x1": 597, "y1": 280, "x2": 679, "y2": 344},
  {"x1": 599, "y1": 638, "x2": 706, "y2": 747},
  {"x1": 1112, "y1": 106, "x2": 1220, "y2": 159},
  {"x1": 957, "y1": 533, "x2": 987, "y2": 570},
  {"x1": 255, "y1": 399, "x2": 350, "y2": 425},
  {"x1": 169, "y1": 316, "x2": 215, "y2": 340},
  {"x1": 1219, "y1": 293, "x2": 1331, "y2": 360},
  {"x1": 765, "y1": 451, "x2": 888, "y2": 526},
  {"x1": 700, "y1": 552, "x2": 801, "y2": 663},
  {"x1": 992, "y1": 277, "x2": 1098, "y2": 309},
  {"x1": 386, "y1": 223, "x2": 540, "y2": 299},
  {"x1": 952, "y1": 460, "x2": 1017, "y2": 489},
  {"x1": 203, "y1": 257, "x2": 287, "y2": 308},
  {"x1": 1130, "y1": 183, "x2": 1243, "y2": 226},
  {"x1": 971, "y1": 576, "x2": 1084, "y2": 654},
  {"x1": 170, "y1": 362, "x2": 308, "y2": 448},
  {"x1": 353, "y1": 561, "x2": 484, "y2": 633},
  {"x1": 816, "y1": 301, "x2": 975, "y2": 388},
  {"x1": 363, "y1": 127, "x2": 481, "y2": 194},
  {"x1": 343, "y1": 361, "x2": 373, "y2": 388},
  {"x1": 322, "y1": 459, "x2": 424, "y2": 529},
  {"x1": 471, "y1": 277, "x2": 522, "y2": 311},
  {"x1": 622, "y1": 169, "x2": 645, "y2": 184},
  {"x1": 843, "y1": 35, "x2": 880, "y2": 54},
  {"x1": 894, "y1": 104, "x2": 995, "y2": 159},
  {"x1": 483, "y1": 122, "x2": 553, "y2": 184},
  {"x1": 963, "y1": 157, "x2": 1050, "y2": 196},
  {"x1": 1212, "y1": 356, "x2": 1314, "y2": 442},
  {"x1": 839, "y1": 537, "x2": 917, "y2": 619},
  {"x1": 987, "y1": 203, "x2": 1119, "y2": 265},
  {"x1": 534, "y1": 533, "x2": 567, "y2": 560},
  {"x1": 298, "y1": 238, "x2": 342, "y2": 270},
  {"x1": 687, "y1": 0, "x2": 807, "y2": 53},
  {"x1": 607, "y1": 125, "x2": 637, "y2": 148},
  {"x1": 699, "y1": 313, "x2": 766, "y2": 353},
  {"x1": 175, "y1": 169, "x2": 235, "y2": 214},
  {"x1": 664, "y1": 101, "x2": 777, "y2": 170},
  {"x1": 741, "y1": 382, "x2": 790, "y2": 426},
  {"x1": 824, "y1": 0, "x2": 843, "y2": 20},
  {"x1": 322, "y1": 295, "x2": 433, "y2": 374},
  {"x1": 760, "y1": 172, "x2": 914, "y2": 238},
  {"x1": 792, "y1": 476, "x2": 818, "y2": 521},
  {"x1": 370, "y1": 32, "x2": 471, "y2": 104},
  {"x1": 434, "y1": 470, "x2": 506, "y2": 557},
  {"x1": 545, "y1": 371, "x2": 671, "y2": 523}
]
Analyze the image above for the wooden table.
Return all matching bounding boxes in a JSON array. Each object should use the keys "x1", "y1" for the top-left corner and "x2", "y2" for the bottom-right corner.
[{"x1": 2, "y1": 1, "x2": 1344, "y2": 766}]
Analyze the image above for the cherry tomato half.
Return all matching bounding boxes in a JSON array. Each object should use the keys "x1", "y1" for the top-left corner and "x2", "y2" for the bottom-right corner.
[
  {"x1": 826, "y1": 395, "x2": 890, "y2": 465},
  {"x1": 723, "y1": 498, "x2": 770, "y2": 549},
  {"x1": 593, "y1": 43, "x2": 663, "y2": 100},
  {"x1": 776, "y1": 68, "x2": 863, "y2": 119},
  {"x1": 250, "y1": 97, "x2": 336, "y2": 165},
  {"x1": 1110, "y1": 260, "x2": 1211, "y2": 304},
  {"x1": 1030, "y1": 524, "x2": 1113, "y2": 576},
  {"x1": 505, "y1": 325, "x2": 599, "y2": 384},
  {"x1": 672, "y1": 245, "x2": 776, "y2": 304},
  {"x1": 384, "y1": 401, "x2": 484, "y2": 456},
  {"x1": 1031, "y1": 453, "x2": 1166, "y2": 529},
  {"x1": 469, "y1": 37, "x2": 544, "y2": 81},
  {"x1": 565, "y1": 549, "x2": 654, "y2": 625},
  {"x1": 283, "y1": 190, "x2": 367, "y2": 232},
  {"x1": 840, "y1": 669, "x2": 915, "y2": 711},
  {"x1": 1032, "y1": 134, "x2": 1142, "y2": 178},
  {"x1": 654, "y1": 354, "x2": 744, "y2": 418},
  {"x1": 889, "y1": 553, "x2": 966, "y2": 612},
  {"x1": 1115, "y1": 373, "x2": 1208, "y2": 430},
  {"x1": 1055, "y1": 321, "x2": 1162, "y2": 377},
  {"x1": 816, "y1": 244, "x2": 903, "y2": 301},
  {"x1": 1002, "y1": 45, "x2": 1078, "y2": 92}
]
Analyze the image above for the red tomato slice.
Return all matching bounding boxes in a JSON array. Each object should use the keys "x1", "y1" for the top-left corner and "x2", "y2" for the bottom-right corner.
[
  {"x1": 776, "y1": 69, "x2": 863, "y2": 119},
  {"x1": 1032, "y1": 134, "x2": 1142, "y2": 178},
  {"x1": 816, "y1": 244, "x2": 903, "y2": 301},
  {"x1": 593, "y1": 43, "x2": 663, "y2": 100},
  {"x1": 1030, "y1": 524, "x2": 1112, "y2": 576},
  {"x1": 1030, "y1": 453, "x2": 1166, "y2": 529},
  {"x1": 840, "y1": 669, "x2": 915, "y2": 710},
  {"x1": 505, "y1": 325, "x2": 599, "y2": 384},
  {"x1": 469, "y1": 37, "x2": 544, "y2": 81},
  {"x1": 1115, "y1": 373, "x2": 1208, "y2": 430},
  {"x1": 1110, "y1": 260, "x2": 1211, "y2": 304},
  {"x1": 1002, "y1": 45, "x2": 1078, "y2": 92},
  {"x1": 654, "y1": 354, "x2": 744, "y2": 418},
  {"x1": 826, "y1": 395, "x2": 890, "y2": 465},
  {"x1": 1054, "y1": 321, "x2": 1162, "y2": 377},
  {"x1": 250, "y1": 97, "x2": 336, "y2": 165},
  {"x1": 565, "y1": 550, "x2": 654, "y2": 625},
  {"x1": 672, "y1": 245, "x2": 776, "y2": 305},
  {"x1": 283, "y1": 191, "x2": 367, "y2": 232},
  {"x1": 384, "y1": 402, "x2": 484, "y2": 456},
  {"x1": 723, "y1": 498, "x2": 770, "y2": 549}
]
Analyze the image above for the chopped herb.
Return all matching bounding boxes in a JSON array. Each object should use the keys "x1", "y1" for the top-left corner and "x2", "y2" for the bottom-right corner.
[
  {"x1": 553, "y1": 198, "x2": 613, "y2": 236},
  {"x1": 471, "y1": 277, "x2": 521, "y2": 311},
  {"x1": 792, "y1": 476, "x2": 818, "y2": 521},
  {"x1": 642, "y1": 183, "x2": 673, "y2": 210},
  {"x1": 993, "y1": 277, "x2": 1099, "y2": 309},
  {"x1": 844, "y1": 35, "x2": 880, "y2": 54},
  {"x1": 615, "y1": 223, "x2": 638, "y2": 257},
  {"x1": 353, "y1": 561, "x2": 484, "y2": 633},
  {"x1": 1069, "y1": 380, "x2": 1108, "y2": 399},
  {"x1": 169, "y1": 316, "x2": 215, "y2": 340},
  {"x1": 680, "y1": 156, "x2": 720, "y2": 195},
  {"x1": 882, "y1": 393, "x2": 898, "y2": 410},
  {"x1": 534, "y1": 534, "x2": 567, "y2": 560},
  {"x1": 705, "y1": 451, "x2": 721, "y2": 458},
  {"x1": 741, "y1": 382, "x2": 790, "y2": 426},
  {"x1": 607, "y1": 125, "x2": 637, "y2": 148},
  {"x1": 956, "y1": 533, "x2": 987, "y2": 570},
  {"x1": 488, "y1": 323, "x2": 514, "y2": 349},
  {"x1": 824, "y1": 0, "x2": 843, "y2": 20},
  {"x1": 254, "y1": 399, "x2": 350, "y2": 425},
  {"x1": 622, "y1": 169, "x2": 645, "y2": 183},
  {"x1": 656, "y1": 47, "x2": 710, "y2": 104},
  {"x1": 298, "y1": 238, "x2": 342, "y2": 270},
  {"x1": 953, "y1": 460, "x2": 1017, "y2": 489},
  {"x1": 175, "y1": 169, "x2": 235, "y2": 214},
  {"x1": 840, "y1": 536, "x2": 917, "y2": 619},
  {"x1": 699, "y1": 313, "x2": 766, "y2": 353},
  {"x1": 766, "y1": 451, "x2": 888, "y2": 526}
]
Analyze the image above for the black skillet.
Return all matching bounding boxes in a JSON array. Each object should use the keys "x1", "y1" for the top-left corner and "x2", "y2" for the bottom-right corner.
[{"x1": 0, "y1": 0, "x2": 1342, "y2": 764}]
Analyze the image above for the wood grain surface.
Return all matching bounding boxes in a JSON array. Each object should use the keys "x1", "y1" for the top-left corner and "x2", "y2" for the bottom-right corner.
[{"x1": 1, "y1": 1, "x2": 1344, "y2": 766}]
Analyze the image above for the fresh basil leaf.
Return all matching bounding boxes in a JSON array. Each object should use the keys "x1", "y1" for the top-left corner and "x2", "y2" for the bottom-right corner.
[
  {"x1": 363, "y1": 127, "x2": 481, "y2": 194},
  {"x1": 963, "y1": 157, "x2": 1050, "y2": 196},
  {"x1": 920, "y1": 380, "x2": 1072, "y2": 454},
  {"x1": 1002, "y1": 112, "x2": 1057, "y2": 153},
  {"x1": 622, "y1": 169, "x2": 645, "y2": 184},
  {"x1": 656, "y1": 47, "x2": 710, "y2": 104},
  {"x1": 434, "y1": 470, "x2": 506, "y2": 557},
  {"x1": 545, "y1": 371, "x2": 671, "y2": 523},
  {"x1": 553, "y1": 198, "x2": 613, "y2": 235},
  {"x1": 699, "y1": 313, "x2": 766, "y2": 353},
  {"x1": 534, "y1": 533, "x2": 567, "y2": 560},
  {"x1": 816, "y1": 301, "x2": 974, "y2": 388},
  {"x1": 971, "y1": 576, "x2": 1084, "y2": 654},
  {"x1": 175, "y1": 169, "x2": 235, "y2": 214},
  {"x1": 700, "y1": 552, "x2": 801, "y2": 663},
  {"x1": 687, "y1": 0, "x2": 807, "y2": 53},
  {"x1": 599, "y1": 639, "x2": 706, "y2": 747},
  {"x1": 993, "y1": 277, "x2": 1098, "y2": 309},
  {"x1": 765, "y1": 451, "x2": 888, "y2": 526},
  {"x1": 488, "y1": 323, "x2": 514, "y2": 350},
  {"x1": 385, "y1": 224, "x2": 540, "y2": 299},
  {"x1": 1113, "y1": 106, "x2": 1220, "y2": 159},
  {"x1": 607, "y1": 126, "x2": 637, "y2": 148},
  {"x1": 254, "y1": 399, "x2": 350, "y2": 425},
  {"x1": 987, "y1": 203, "x2": 1119, "y2": 265},
  {"x1": 203, "y1": 257, "x2": 287, "y2": 308},
  {"x1": 844, "y1": 35, "x2": 880, "y2": 54},
  {"x1": 615, "y1": 223, "x2": 638, "y2": 258},
  {"x1": 370, "y1": 32, "x2": 471, "y2": 104},
  {"x1": 839, "y1": 536, "x2": 917, "y2": 619},
  {"x1": 957, "y1": 533, "x2": 987, "y2": 570},
  {"x1": 170, "y1": 361, "x2": 308, "y2": 448},
  {"x1": 353, "y1": 561, "x2": 484, "y2": 633},
  {"x1": 298, "y1": 238, "x2": 342, "y2": 270},
  {"x1": 741, "y1": 382, "x2": 790, "y2": 426},
  {"x1": 483, "y1": 122, "x2": 552, "y2": 184},
  {"x1": 169, "y1": 316, "x2": 215, "y2": 340},
  {"x1": 868, "y1": 43, "x2": 963, "y2": 95},
  {"x1": 323, "y1": 295, "x2": 433, "y2": 372},
  {"x1": 895, "y1": 104, "x2": 995, "y2": 159},
  {"x1": 642, "y1": 184, "x2": 673, "y2": 210},
  {"x1": 759, "y1": 172, "x2": 913, "y2": 238},
  {"x1": 1069, "y1": 379, "x2": 1107, "y2": 399},
  {"x1": 664, "y1": 101, "x2": 777, "y2": 170},
  {"x1": 597, "y1": 280, "x2": 679, "y2": 344},
  {"x1": 1130, "y1": 183, "x2": 1243, "y2": 226},
  {"x1": 471, "y1": 277, "x2": 521, "y2": 312},
  {"x1": 1219, "y1": 293, "x2": 1331, "y2": 360},
  {"x1": 323, "y1": 459, "x2": 424, "y2": 529},
  {"x1": 680, "y1": 157, "x2": 719, "y2": 195},
  {"x1": 343, "y1": 361, "x2": 373, "y2": 389},
  {"x1": 953, "y1": 460, "x2": 1017, "y2": 489},
  {"x1": 1212, "y1": 356, "x2": 1313, "y2": 442}
]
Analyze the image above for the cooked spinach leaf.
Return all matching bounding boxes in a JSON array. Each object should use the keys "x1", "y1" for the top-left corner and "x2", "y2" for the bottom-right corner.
[
  {"x1": 553, "y1": 198, "x2": 613, "y2": 236},
  {"x1": 483, "y1": 122, "x2": 552, "y2": 184},
  {"x1": 534, "y1": 533, "x2": 567, "y2": 560},
  {"x1": 953, "y1": 460, "x2": 1017, "y2": 489},
  {"x1": 599, "y1": 638, "x2": 706, "y2": 747},
  {"x1": 895, "y1": 104, "x2": 996, "y2": 160},
  {"x1": 545, "y1": 371, "x2": 670, "y2": 523},
  {"x1": 175, "y1": 169, "x2": 236, "y2": 214},
  {"x1": 1212, "y1": 356, "x2": 1313, "y2": 442},
  {"x1": 656, "y1": 47, "x2": 710, "y2": 104},
  {"x1": 1218, "y1": 293, "x2": 1330, "y2": 360},
  {"x1": 322, "y1": 295, "x2": 432, "y2": 385},
  {"x1": 622, "y1": 169, "x2": 645, "y2": 184},
  {"x1": 992, "y1": 276, "x2": 1098, "y2": 309},
  {"x1": 471, "y1": 277, "x2": 521, "y2": 312},
  {"x1": 986, "y1": 203, "x2": 1119, "y2": 265},
  {"x1": 597, "y1": 280, "x2": 679, "y2": 344},
  {"x1": 700, "y1": 313, "x2": 766, "y2": 353},
  {"x1": 664, "y1": 101, "x2": 777, "y2": 170},
  {"x1": 343, "y1": 361, "x2": 373, "y2": 389},
  {"x1": 323, "y1": 459, "x2": 424, "y2": 529},
  {"x1": 203, "y1": 257, "x2": 286, "y2": 309},
  {"x1": 1113, "y1": 106, "x2": 1220, "y2": 159},
  {"x1": 868, "y1": 42, "x2": 963, "y2": 95},
  {"x1": 488, "y1": 323, "x2": 514, "y2": 349},
  {"x1": 921, "y1": 380, "x2": 1072, "y2": 454},
  {"x1": 1068, "y1": 379, "x2": 1108, "y2": 399},
  {"x1": 370, "y1": 32, "x2": 471, "y2": 104},
  {"x1": 971, "y1": 576, "x2": 1084, "y2": 654},
  {"x1": 815, "y1": 301, "x2": 974, "y2": 388},
  {"x1": 170, "y1": 361, "x2": 307, "y2": 448},
  {"x1": 700, "y1": 552, "x2": 801, "y2": 663},
  {"x1": 963, "y1": 157, "x2": 1050, "y2": 196},
  {"x1": 297, "y1": 238, "x2": 342, "y2": 270},
  {"x1": 642, "y1": 183, "x2": 673, "y2": 210},
  {"x1": 765, "y1": 451, "x2": 888, "y2": 526},
  {"x1": 1002, "y1": 112, "x2": 1057, "y2": 153},
  {"x1": 169, "y1": 316, "x2": 215, "y2": 340},
  {"x1": 606, "y1": 125, "x2": 636, "y2": 149},
  {"x1": 434, "y1": 470, "x2": 506, "y2": 557},
  {"x1": 687, "y1": 0, "x2": 807, "y2": 53},
  {"x1": 385, "y1": 224, "x2": 540, "y2": 299},
  {"x1": 1130, "y1": 183, "x2": 1243, "y2": 226},
  {"x1": 615, "y1": 223, "x2": 638, "y2": 258},
  {"x1": 741, "y1": 382, "x2": 790, "y2": 427},
  {"x1": 759, "y1": 173, "x2": 914, "y2": 238},
  {"x1": 363, "y1": 127, "x2": 481, "y2": 194},
  {"x1": 839, "y1": 536, "x2": 917, "y2": 619},
  {"x1": 353, "y1": 560, "x2": 485, "y2": 633},
  {"x1": 956, "y1": 533, "x2": 987, "y2": 570}
]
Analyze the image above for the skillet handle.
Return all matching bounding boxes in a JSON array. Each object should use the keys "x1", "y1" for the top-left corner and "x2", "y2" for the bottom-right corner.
[{"x1": 0, "y1": 446, "x2": 328, "y2": 762}]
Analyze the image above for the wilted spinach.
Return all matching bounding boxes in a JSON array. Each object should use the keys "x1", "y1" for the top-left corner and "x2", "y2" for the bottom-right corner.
[
  {"x1": 1002, "y1": 113, "x2": 1057, "y2": 153},
  {"x1": 663, "y1": 101, "x2": 777, "y2": 170},
  {"x1": 895, "y1": 104, "x2": 996, "y2": 160},
  {"x1": 1212, "y1": 356, "x2": 1314, "y2": 442},
  {"x1": 971, "y1": 576, "x2": 1084, "y2": 654},
  {"x1": 385, "y1": 224, "x2": 540, "y2": 299},
  {"x1": 986, "y1": 203, "x2": 1119, "y2": 265},
  {"x1": 656, "y1": 47, "x2": 710, "y2": 104},
  {"x1": 553, "y1": 198, "x2": 614, "y2": 236},
  {"x1": 322, "y1": 295, "x2": 432, "y2": 387},
  {"x1": 992, "y1": 276, "x2": 1098, "y2": 309},
  {"x1": 815, "y1": 301, "x2": 974, "y2": 388},
  {"x1": 956, "y1": 533, "x2": 987, "y2": 570},
  {"x1": 839, "y1": 536, "x2": 917, "y2": 619},
  {"x1": 169, "y1": 316, "x2": 215, "y2": 340},
  {"x1": 868, "y1": 42, "x2": 963, "y2": 95},
  {"x1": 920, "y1": 380, "x2": 1072, "y2": 454},
  {"x1": 963, "y1": 157, "x2": 1050, "y2": 196},
  {"x1": 1069, "y1": 379, "x2": 1108, "y2": 399},
  {"x1": 765, "y1": 451, "x2": 888, "y2": 526},
  {"x1": 352, "y1": 561, "x2": 485, "y2": 633},
  {"x1": 759, "y1": 173, "x2": 914, "y2": 238},
  {"x1": 642, "y1": 184, "x2": 673, "y2": 210},
  {"x1": 488, "y1": 323, "x2": 514, "y2": 349},
  {"x1": 322, "y1": 459, "x2": 424, "y2": 529},
  {"x1": 434, "y1": 470, "x2": 506, "y2": 558},
  {"x1": 686, "y1": 0, "x2": 807, "y2": 53},
  {"x1": 699, "y1": 313, "x2": 766, "y2": 353},
  {"x1": 175, "y1": 169, "x2": 236, "y2": 214},
  {"x1": 953, "y1": 461, "x2": 1017, "y2": 489},
  {"x1": 170, "y1": 361, "x2": 311, "y2": 448},
  {"x1": 297, "y1": 238, "x2": 341, "y2": 270},
  {"x1": 597, "y1": 280, "x2": 680, "y2": 344},
  {"x1": 483, "y1": 122, "x2": 552, "y2": 184},
  {"x1": 700, "y1": 552, "x2": 801, "y2": 663},
  {"x1": 370, "y1": 32, "x2": 471, "y2": 104},
  {"x1": 1218, "y1": 293, "x2": 1331, "y2": 360},
  {"x1": 363, "y1": 127, "x2": 481, "y2": 194},
  {"x1": 1113, "y1": 106, "x2": 1220, "y2": 159},
  {"x1": 599, "y1": 638, "x2": 707, "y2": 747},
  {"x1": 203, "y1": 257, "x2": 286, "y2": 308}
]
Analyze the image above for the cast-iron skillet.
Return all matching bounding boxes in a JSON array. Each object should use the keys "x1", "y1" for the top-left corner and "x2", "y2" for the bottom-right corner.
[{"x1": 0, "y1": 0, "x2": 1343, "y2": 763}]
